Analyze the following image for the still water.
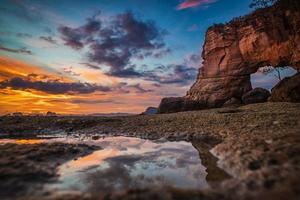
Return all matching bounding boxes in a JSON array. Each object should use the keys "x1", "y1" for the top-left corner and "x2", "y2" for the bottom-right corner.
[{"x1": 1, "y1": 136, "x2": 210, "y2": 194}]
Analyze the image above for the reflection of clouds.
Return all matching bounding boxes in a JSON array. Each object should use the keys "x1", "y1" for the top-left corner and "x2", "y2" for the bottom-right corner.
[
  {"x1": 84, "y1": 144, "x2": 206, "y2": 193},
  {"x1": 53, "y1": 137, "x2": 208, "y2": 195}
]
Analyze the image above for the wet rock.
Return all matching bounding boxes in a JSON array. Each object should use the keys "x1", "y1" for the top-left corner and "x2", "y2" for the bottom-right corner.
[
  {"x1": 141, "y1": 107, "x2": 158, "y2": 115},
  {"x1": 158, "y1": 97, "x2": 206, "y2": 114},
  {"x1": 223, "y1": 97, "x2": 242, "y2": 107},
  {"x1": 0, "y1": 143, "x2": 99, "y2": 199},
  {"x1": 158, "y1": 97, "x2": 184, "y2": 113},
  {"x1": 242, "y1": 88, "x2": 271, "y2": 104},
  {"x1": 269, "y1": 73, "x2": 300, "y2": 103}
]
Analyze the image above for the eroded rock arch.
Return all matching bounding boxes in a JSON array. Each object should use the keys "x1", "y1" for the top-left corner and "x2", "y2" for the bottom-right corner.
[{"x1": 159, "y1": 0, "x2": 300, "y2": 113}]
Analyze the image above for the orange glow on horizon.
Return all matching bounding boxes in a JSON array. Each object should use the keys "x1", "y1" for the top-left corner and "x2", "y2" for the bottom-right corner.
[{"x1": 0, "y1": 56, "x2": 161, "y2": 114}]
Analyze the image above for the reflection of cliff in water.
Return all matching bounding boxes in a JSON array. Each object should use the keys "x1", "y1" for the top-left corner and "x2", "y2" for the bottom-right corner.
[{"x1": 192, "y1": 141, "x2": 231, "y2": 182}]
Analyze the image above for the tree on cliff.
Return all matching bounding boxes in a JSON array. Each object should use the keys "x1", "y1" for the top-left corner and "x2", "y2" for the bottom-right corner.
[
  {"x1": 258, "y1": 66, "x2": 287, "y2": 81},
  {"x1": 249, "y1": 0, "x2": 276, "y2": 9}
]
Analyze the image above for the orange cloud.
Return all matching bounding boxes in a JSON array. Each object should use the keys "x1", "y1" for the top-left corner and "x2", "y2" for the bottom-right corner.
[
  {"x1": 0, "y1": 56, "x2": 49, "y2": 80},
  {"x1": 0, "y1": 56, "x2": 162, "y2": 114}
]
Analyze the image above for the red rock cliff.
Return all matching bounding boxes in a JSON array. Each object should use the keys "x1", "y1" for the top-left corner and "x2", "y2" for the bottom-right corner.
[
  {"x1": 158, "y1": 0, "x2": 300, "y2": 113},
  {"x1": 187, "y1": 0, "x2": 300, "y2": 107}
]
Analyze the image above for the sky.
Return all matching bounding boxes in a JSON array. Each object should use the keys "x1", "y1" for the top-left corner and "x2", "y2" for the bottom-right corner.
[{"x1": 0, "y1": 0, "x2": 293, "y2": 114}]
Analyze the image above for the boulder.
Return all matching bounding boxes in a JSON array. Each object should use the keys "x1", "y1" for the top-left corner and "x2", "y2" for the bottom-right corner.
[
  {"x1": 223, "y1": 97, "x2": 242, "y2": 107},
  {"x1": 142, "y1": 107, "x2": 158, "y2": 115},
  {"x1": 158, "y1": 97, "x2": 206, "y2": 114},
  {"x1": 242, "y1": 88, "x2": 271, "y2": 104},
  {"x1": 158, "y1": 97, "x2": 184, "y2": 114},
  {"x1": 269, "y1": 73, "x2": 300, "y2": 102}
]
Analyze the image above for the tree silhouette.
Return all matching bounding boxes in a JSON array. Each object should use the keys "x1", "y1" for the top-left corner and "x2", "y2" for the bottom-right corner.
[{"x1": 258, "y1": 66, "x2": 287, "y2": 81}]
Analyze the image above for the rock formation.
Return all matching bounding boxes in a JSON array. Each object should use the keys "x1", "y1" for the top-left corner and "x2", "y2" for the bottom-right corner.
[
  {"x1": 159, "y1": 0, "x2": 300, "y2": 113},
  {"x1": 242, "y1": 88, "x2": 271, "y2": 104},
  {"x1": 269, "y1": 72, "x2": 300, "y2": 102},
  {"x1": 141, "y1": 107, "x2": 158, "y2": 115}
]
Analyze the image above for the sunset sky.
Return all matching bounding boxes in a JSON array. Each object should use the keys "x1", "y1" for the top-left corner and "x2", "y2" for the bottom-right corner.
[{"x1": 0, "y1": 0, "x2": 294, "y2": 114}]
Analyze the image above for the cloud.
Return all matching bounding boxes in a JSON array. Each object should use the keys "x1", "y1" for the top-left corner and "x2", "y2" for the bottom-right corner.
[
  {"x1": 183, "y1": 53, "x2": 202, "y2": 68},
  {"x1": 129, "y1": 83, "x2": 154, "y2": 93},
  {"x1": 111, "y1": 82, "x2": 153, "y2": 94},
  {"x1": 16, "y1": 32, "x2": 32, "y2": 38},
  {"x1": 0, "y1": 45, "x2": 32, "y2": 55},
  {"x1": 59, "y1": 11, "x2": 168, "y2": 78},
  {"x1": 176, "y1": 0, "x2": 217, "y2": 10},
  {"x1": 63, "y1": 67, "x2": 81, "y2": 76},
  {"x1": 70, "y1": 99, "x2": 115, "y2": 104},
  {"x1": 58, "y1": 13, "x2": 102, "y2": 49},
  {"x1": 0, "y1": 76, "x2": 111, "y2": 94},
  {"x1": 39, "y1": 36, "x2": 57, "y2": 44},
  {"x1": 80, "y1": 63, "x2": 101, "y2": 70},
  {"x1": 0, "y1": 31, "x2": 32, "y2": 38},
  {"x1": 144, "y1": 64, "x2": 197, "y2": 86},
  {"x1": 143, "y1": 54, "x2": 200, "y2": 86}
]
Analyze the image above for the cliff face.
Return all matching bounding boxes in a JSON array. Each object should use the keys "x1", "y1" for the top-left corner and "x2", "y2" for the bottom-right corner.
[
  {"x1": 186, "y1": 0, "x2": 300, "y2": 107},
  {"x1": 159, "y1": 0, "x2": 300, "y2": 113}
]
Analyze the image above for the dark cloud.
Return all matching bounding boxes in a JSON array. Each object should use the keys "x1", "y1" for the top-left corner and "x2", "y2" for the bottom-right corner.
[
  {"x1": 59, "y1": 11, "x2": 168, "y2": 78},
  {"x1": 26, "y1": 73, "x2": 57, "y2": 81},
  {"x1": 39, "y1": 36, "x2": 57, "y2": 44},
  {"x1": 0, "y1": 73, "x2": 154, "y2": 95},
  {"x1": 0, "y1": 77, "x2": 111, "y2": 94},
  {"x1": 80, "y1": 63, "x2": 101, "y2": 70},
  {"x1": 107, "y1": 66, "x2": 142, "y2": 78},
  {"x1": 141, "y1": 54, "x2": 200, "y2": 86},
  {"x1": 70, "y1": 99, "x2": 115, "y2": 104},
  {"x1": 112, "y1": 82, "x2": 153, "y2": 94},
  {"x1": 58, "y1": 14, "x2": 101, "y2": 49},
  {"x1": 129, "y1": 83, "x2": 154, "y2": 93},
  {"x1": 144, "y1": 64, "x2": 197, "y2": 86},
  {"x1": 0, "y1": 45, "x2": 32, "y2": 55}
]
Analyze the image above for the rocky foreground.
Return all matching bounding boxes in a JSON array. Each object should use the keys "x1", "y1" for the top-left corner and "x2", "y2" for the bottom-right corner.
[{"x1": 0, "y1": 102, "x2": 299, "y2": 199}]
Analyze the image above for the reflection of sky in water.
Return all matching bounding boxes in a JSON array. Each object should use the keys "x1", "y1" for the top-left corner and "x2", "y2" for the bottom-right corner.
[
  {"x1": 46, "y1": 137, "x2": 208, "y2": 194},
  {"x1": 0, "y1": 139, "x2": 46, "y2": 145}
]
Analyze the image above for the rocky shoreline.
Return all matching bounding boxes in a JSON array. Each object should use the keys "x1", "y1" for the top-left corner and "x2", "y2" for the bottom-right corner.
[
  {"x1": 0, "y1": 143, "x2": 100, "y2": 200},
  {"x1": 0, "y1": 102, "x2": 299, "y2": 199}
]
